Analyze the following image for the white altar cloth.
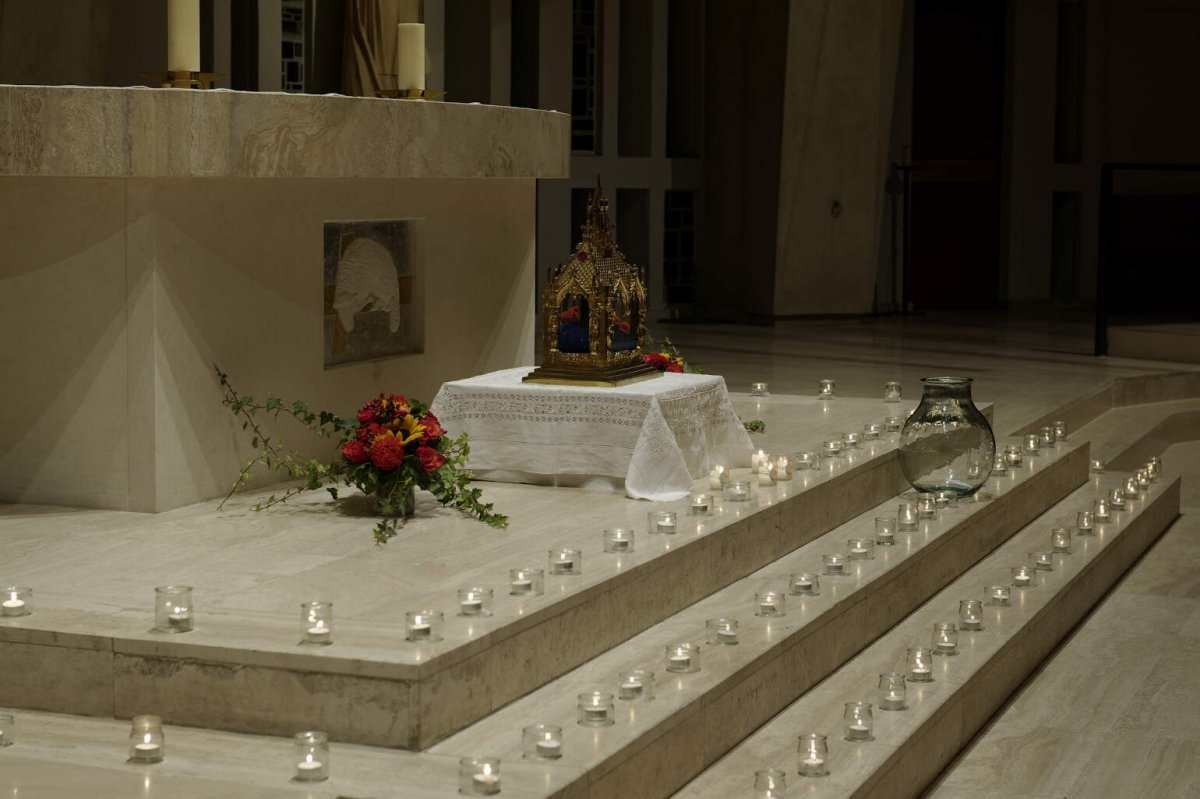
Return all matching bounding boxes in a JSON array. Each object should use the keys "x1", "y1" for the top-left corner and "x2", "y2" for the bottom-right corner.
[{"x1": 430, "y1": 367, "x2": 754, "y2": 500}]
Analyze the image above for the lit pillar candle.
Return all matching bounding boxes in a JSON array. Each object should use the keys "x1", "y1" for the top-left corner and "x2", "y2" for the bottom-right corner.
[
  {"x1": 395, "y1": 23, "x2": 426, "y2": 91},
  {"x1": 167, "y1": 0, "x2": 201, "y2": 73}
]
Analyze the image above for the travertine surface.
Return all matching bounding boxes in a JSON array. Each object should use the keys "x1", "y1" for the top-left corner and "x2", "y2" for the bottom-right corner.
[{"x1": 0, "y1": 85, "x2": 570, "y2": 179}]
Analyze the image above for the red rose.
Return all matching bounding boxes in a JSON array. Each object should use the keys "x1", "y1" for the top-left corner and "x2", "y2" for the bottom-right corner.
[
  {"x1": 667, "y1": 362, "x2": 684, "y2": 373},
  {"x1": 341, "y1": 439, "x2": 368, "y2": 464},
  {"x1": 358, "y1": 422, "x2": 386, "y2": 442},
  {"x1": 357, "y1": 409, "x2": 375, "y2": 423},
  {"x1": 416, "y1": 445, "x2": 446, "y2": 472},
  {"x1": 369, "y1": 435, "x2": 405, "y2": 471},
  {"x1": 643, "y1": 353, "x2": 669, "y2": 371},
  {"x1": 422, "y1": 413, "x2": 445, "y2": 442}
]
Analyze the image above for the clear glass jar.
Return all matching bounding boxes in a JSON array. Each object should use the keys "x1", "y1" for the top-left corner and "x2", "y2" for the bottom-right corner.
[
  {"x1": 1053, "y1": 420, "x2": 1068, "y2": 439},
  {"x1": 1, "y1": 586, "x2": 31, "y2": 617},
  {"x1": 789, "y1": 572, "x2": 820, "y2": 596},
  {"x1": 300, "y1": 601, "x2": 334, "y2": 645},
  {"x1": 1012, "y1": 565, "x2": 1035, "y2": 587},
  {"x1": 1024, "y1": 434, "x2": 1041, "y2": 455},
  {"x1": 1030, "y1": 552, "x2": 1054, "y2": 571},
  {"x1": 1094, "y1": 497, "x2": 1112, "y2": 522},
  {"x1": 755, "y1": 768, "x2": 787, "y2": 798},
  {"x1": 293, "y1": 731, "x2": 329, "y2": 782},
  {"x1": 875, "y1": 517, "x2": 896, "y2": 545},
  {"x1": 618, "y1": 668, "x2": 655, "y2": 701},
  {"x1": 821, "y1": 439, "x2": 843, "y2": 458},
  {"x1": 1076, "y1": 510, "x2": 1095, "y2": 534},
  {"x1": 577, "y1": 692, "x2": 615, "y2": 727},
  {"x1": 1006, "y1": 445, "x2": 1024, "y2": 467},
  {"x1": 665, "y1": 642, "x2": 700, "y2": 673},
  {"x1": 818, "y1": 379, "x2": 836, "y2": 400},
  {"x1": 907, "y1": 647, "x2": 934, "y2": 682},
  {"x1": 457, "y1": 587, "x2": 493, "y2": 617},
  {"x1": 1052, "y1": 527, "x2": 1072, "y2": 554},
  {"x1": 458, "y1": 756, "x2": 501, "y2": 795},
  {"x1": 884, "y1": 381, "x2": 902, "y2": 402},
  {"x1": 917, "y1": 496, "x2": 938, "y2": 519},
  {"x1": 842, "y1": 432, "x2": 862, "y2": 450},
  {"x1": 522, "y1": 724, "x2": 563, "y2": 760},
  {"x1": 933, "y1": 622, "x2": 958, "y2": 655},
  {"x1": 959, "y1": 599, "x2": 983, "y2": 631},
  {"x1": 750, "y1": 381, "x2": 770, "y2": 397},
  {"x1": 128, "y1": 715, "x2": 165, "y2": 763},
  {"x1": 797, "y1": 733, "x2": 829, "y2": 777},
  {"x1": 992, "y1": 454, "x2": 1008, "y2": 475},
  {"x1": 794, "y1": 451, "x2": 819, "y2": 471},
  {"x1": 1091, "y1": 458, "x2": 1106, "y2": 474},
  {"x1": 709, "y1": 465, "x2": 730, "y2": 490},
  {"x1": 884, "y1": 415, "x2": 903, "y2": 433},
  {"x1": 1040, "y1": 425, "x2": 1056, "y2": 447},
  {"x1": 509, "y1": 567, "x2": 544, "y2": 596},
  {"x1": 707, "y1": 618, "x2": 739, "y2": 645},
  {"x1": 690, "y1": 493, "x2": 713, "y2": 515},
  {"x1": 935, "y1": 490, "x2": 958, "y2": 510},
  {"x1": 549, "y1": 548, "x2": 582, "y2": 575},
  {"x1": 898, "y1": 502, "x2": 919, "y2": 532},
  {"x1": 405, "y1": 610, "x2": 444, "y2": 642},
  {"x1": 864, "y1": 422, "x2": 882, "y2": 439},
  {"x1": 648, "y1": 511, "x2": 677, "y2": 534},
  {"x1": 154, "y1": 585, "x2": 193, "y2": 633},
  {"x1": 755, "y1": 591, "x2": 786, "y2": 617},
  {"x1": 823, "y1": 553, "x2": 847, "y2": 576},
  {"x1": 843, "y1": 702, "x2": 874, "y2": 741},
  {"x1": 1109, "y1": 487, "x2": 1127, "y2": 509},
  {"x1": 878, "y1": 673, "x2": 907, "y2": 711},
  {"x1": 986, "y1": 584, "x2": 1011, "y2": 606},
  {"x1": 772, "y1": 457, "x2": 794, "y2": 482},
  {"x1": 847, "y1": 537, "x2": 875, "y2": 560},
  {"x1": 604, "y1": 528, "x2": 635, "y2": 553},
  {"x1": 898, "y1": 377, "x2": 995, "y2": 495},
  {"x1": 725, "y1": 480, "x2": 752, "y2": 502},
  {"x1": 0, "y1": 712, "x2": 15, "y2": 747}
]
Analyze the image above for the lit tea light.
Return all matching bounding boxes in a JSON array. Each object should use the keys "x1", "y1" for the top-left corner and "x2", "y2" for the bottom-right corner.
[
  {"x1": 883, "y1": 381, "x2": 902, "y2": 402},
  {"x1": 1076, "y1": 510, "x2": 1095, "y2": 534},
  {"x1": 934, "y1": 491, "x2": 958, "y2": 510},
  {"x1": 822, "y1": 439, "x2": 843, "y2": 458},
  {"x1": 509, "y1": 567, "x2": 543, "y2": 596},
  {"x1": 1090, "y1": 458, "x2": 1105, "y2": 474},
  {"x1": 1109, "y1": 487, "x2": 1127, "y2": 510},
  {"x1": 725, "y1": 480, "x2": 752, "y2": 502},
  {"x1": 823, "y1": 553, "x2": 847, "y2": 576},
  {"x1": 1024, "y1": 434, "x2": 1041, "y2": 455},
  {"x1": 690, "y1": 493, "x2": 713, "y2": 515},
  {"x1": 1052, "y1": 527, "x2": 1072, "y2": 554},
  {"x1": 751, "y1": 449, "x2": 769, "y2": 469},
  {"x1": 817, "y1": 379, "x2": 836, "y2": 400},
  {"x1": 1125, "y1": 476, "x2": 1141, "y2": 496},
  {"x1": 666, "y1": 643, "x2": 700, "y2": 673},
  {"x1": 457, "y1": 587, "x2": 493, "y2": 617},
  {"x1": 878, "y1": 672, "x2": 907, "y2": 710},
  {"x1": 1, "y1": 586, "x2": 30, "y2": 617},
  {"x1": 797, "y1": 733, "x2": 830, "y2": 777},
  {"x1": 992, "y1": 455, "x2": 1008, "y2": 475},
  {"x1": 863, "y1": 422, "x2": 882, "y2": 439},
  {"x1": 773, "y1": 456, "x2": 794, "y2": 481},
  {"x1": 1030, "y1": 551, "x2": 1054, "y2": 571},
  {"x1": 459, "y1": 757, "x2": 502, "y2": 795},
  {"x1": 907, "y1": 646, "x2": 934, "y2": 682},
  {"x1": 1136, "y1": 469, "x2": 1151, "y2": 490},
  {"x1": 959, "y1": 599, "x2": 983, "y2": 631},
  {"x1": 522, "y1": 724, "x2": 563, "y2": 760},
  {"x1": 1006, "y1": 445, "x2": 1024, "y2": 467},
  {"x1": 618, "y1": 668, "x2": 654, "y2": 701},
  {"x1": 883, "y1": 416, "x2": 903, "y2": 433},
  {"x1": 550, "y1": 548, "x2": 582, "y2": 575},
  {"x1": 933, "y1": 622, "x2": 958, "y2": 655},
  {"x1": 843, "y1": 701, "x2": 874, "y2": 741},
  {"x1": 576, "y1": 691, "x2": 615, "y2": 727},
  {"x1": 293, "y1": 731, "x2": 329, "y2": 782},
  {"x1": 750, "y1": 381, "x2": 770, "y2": 397},
  {"x1": 301, "y1": 601, "x2": 334, "y2": 646},
  {"x1": 154, "y1": 585, "x2": 193, "y2": 634},
  {"x1": 707, "y1": 617, "x2": 739, "y2": 645},
  {"x1": 604, "y1": 528, "x2": 634, "y2": 553},
  {"x1": 986, "y1": 584, "x2": 1011, "y2": 606},
  {"x1": 755, "y1": 590, "x2": 786, "y2": 617},
  {"x1": 842, "y1": 432, "x2": 862, "y2": 450},
  {"x1": 1012, "y1": 565, "x2": 1035, "y2": 587},
  {"x1": 794, "y1": 451, "x2": 819, "y2": 470},
  {"x1": 874, "y1": 517, "x2": 896, "y2": 546},
  {"x1": 917, "y1": 497, "x2": 938, "y2": 519},
  {"x1": 898, "y1": 502, "x2": 919, "y2": 532},
  {"x1": 756, "y1": 467, "x2": 776, "y2": 487},
  {"x1": 755, "y1": 768, "x2": 787, "y2": 796},
  {"x1": 709, "y1": 465, "x2": 730, "y2": 490},
  {"x1": 1040, "y1": 425, "x2": 1056, "y2": 447},
  {"x1": 128, "y1": 715, "x2": 165, "y2": 764},
  {"x1": 650, "y1": 510, "x2": 678, "y2": 534},
  {"x1": 405, "y1": 610, "x2": 443, "y2": 642},
  {"x1": 1053, "y1": 420, "x2": 1067, "y2": 439},
  {"x1": 847, "y1": 537, "x2": 874, "y2": 560},
  {"x1": 1094, "y1": 497, "x2": 1112, "y2": 523},
  {"x1": 789, "y1": 572, "x2": 819, "y2": 596}
]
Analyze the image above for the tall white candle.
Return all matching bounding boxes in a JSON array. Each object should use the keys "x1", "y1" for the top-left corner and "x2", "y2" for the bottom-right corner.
[
  {"x1": 167, "y1": 0, "x2": 201, "y2": 73},
  {"x1": 395, "y1": 23, "x2": 426, "y2": 91}
]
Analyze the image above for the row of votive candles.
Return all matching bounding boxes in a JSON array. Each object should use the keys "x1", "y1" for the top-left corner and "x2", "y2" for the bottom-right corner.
[{"x1": 749, "y1": 380, "x2": 903, "y2": 402}]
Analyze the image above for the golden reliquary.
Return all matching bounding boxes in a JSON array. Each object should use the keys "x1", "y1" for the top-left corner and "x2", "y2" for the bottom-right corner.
[{"x1": 524, "y1": 179, "x2": 661, "y2": 387}]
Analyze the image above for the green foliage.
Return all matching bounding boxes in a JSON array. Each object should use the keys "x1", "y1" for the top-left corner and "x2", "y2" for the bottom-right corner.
[
  {"x1": 643, "y1": 330, "x2": 705, "y2": 374},
  {"x1": 743, "y1": 419, "x2": 766, "y2": 434}
]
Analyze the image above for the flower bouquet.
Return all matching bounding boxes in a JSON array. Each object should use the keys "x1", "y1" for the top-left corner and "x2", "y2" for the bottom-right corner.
[{"x1": 217, "y1": 368, "x2": 507, "y2": 543}]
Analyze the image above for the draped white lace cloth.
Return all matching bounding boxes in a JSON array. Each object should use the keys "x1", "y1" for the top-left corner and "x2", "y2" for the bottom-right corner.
[{"x1": 430, "y1": 367, "x2": 754, "y2": 500}]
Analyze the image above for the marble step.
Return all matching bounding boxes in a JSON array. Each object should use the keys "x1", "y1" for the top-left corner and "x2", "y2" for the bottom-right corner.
[
  {"x1": 676, "y1": 472, "x2": 1181, "y2": 799},
  {"x1": 422, "y1": 442, "x2": 1088, "y2": 797},
  {"x1": 0, "y1": 397, "x2": 951, "y2": 750}
]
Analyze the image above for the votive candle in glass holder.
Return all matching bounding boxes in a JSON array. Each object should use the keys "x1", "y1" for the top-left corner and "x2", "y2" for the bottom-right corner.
[
  {"x1": 300, "y1": 601, "x2": 334, "y2": 645},
  {"x1": 1012, "y1": 565, "x2": 1035, "y2": 587},
  {"x1": 757, "y1": 465, "x2": 777, "y2": 487},
  {"x1": 843, "y1": 702, "x2": 874, "y2": 741},
  {"x1": 794, "y1": 451, "x2": 819, "y2": 471},
  {"x1": 818, "y1": 379, "x2": 836, "y2": 400},
  {"x1": 1076, "y1": 510, "x2": 1095, "y2": 534},
  {"x1": 405, "y1": 610, "x2": 444, "y2": 642},
  {"x1": 884, "y1": 415, "x2": 903, "y2": 433},
  {"x1": 1, "y1": 585, "x2": 31, "y2": 617},
  {"x1": 933, "y1": 622, "x2": 958, "y2": 655},
  {"x1": 293, "y1": 731, "x2": 329, "y2": 782},
  {"x1": 842, "y1": 432, "x2": 862, "y2": 450},
  {"x1": 992, "y1": 455, "x2": 1009, "y2": 475},
  {"x1": 750, "y1": 381, "x2": 770, "y2": 397},
  {"x1": 690, "y1": 493, "x2": 714, "y2": 515},
  {"x1": 0, "y1": 712, "x2": 13, "y2": 747},
  {"x1": 1030, "y1": 552, "x2": 1054, "y2": 571},
  {"x1": 709, "y1": 464, "x2": 730, "y2": 490},
  {"x1": 707, "y1": 617, "x2": 739, "y2": 645},
  {"x1": 898, "y1": 502, "x2": 919, "y2": 532},
  {"x1": 576, "y1": 691, "x2": 615, "y2": 727},
  {"x1": 789, "y1": 572, "x2": 820, "y2": 596},
  {"x1": 1040, "y1": 425, "x2": 1057, "y2": 447},
  {"x1": 726, "y1": 480, "x2": 752, "y2": 502},
  {"x1": 798, "y1": 733, "x2": 830, "y2": 777},
  {"x1": 878, "y1": 672, "x2": 907, "y2": 710},
  {"x1": 550, "y1": 548, "x2": 582, "y2": 575},
  {"x1": 864, "y1": 422, "x2": 882, "y2": 439},
  {"x1": 648, "y1": 511, "x2": 677, "y2": 534},
  {"x1": 522, "y1": 724, "x2": 563, "y2": 760},
  {"x1": 874, "y1": 517, "x2": 897, "y2": 546},
  {"x1": 618, "y1": 668, "x2": 655, "y2": 701},
  {"x1": 755, "y1": 591, "x2": 786, "y2": 617},
  {"x1": 884, "y1": 381, "x2": 903, "y2": 402},
  {"x1": 129, "y1": 715, "x2": 165, "y2": 764},
  {"x1": 459, "y1": 756, "x2": 502, "y2": 795},
  {"x1": 754, "y1": 768, "x2": 787, "y2": 798},
  {"x1": 1125, "y1": 476, "x2": 1141, "y2": 497},
  {"x1": 935, "y1": 491, "x2": 958, "y2": 510},
  {"x1": 917, "y1": 497, "x2": 938, "y2": 519},
  {"x1": 604, "y1": 528, "x2": 635, "y2": 553},
  {"x1": 907, "y1": 647, "x2": 934, "y2": 682},
  {"x1": 986, "y1": 584, "x2": 1011, "y2": 606},
  {"x1": 458, "y1": 587, "x2": 493, "y2": 617},
  {"x1": 821, "y1": 439, "x2": 843, "y2": 458},
  {"x1": 773, "y1": 456, "x2": 794, "y2": 482},
  {"x1": 1091, "y1": 458, "x2": 1106, "y2": 474},
  {"x1": 751, "y1": 448, "x2": 769, "y2": 469},
  {"x1": 1006, "y1": 445, "x2": 1024, "y2": 467},
  {"x1": 1136, "y1": 468, "x2": 1151, "y2": 490},
  {"x1": 959, "y1": 599, "x2": 984, "y2": 631},
  {"x1": 1094, "y1": 497, "x2": 1112, "y2": 523},
  {"x1": 1146, "y1": 459, "x2": 1161, "y2": 482},
  {"x1": 823, "y1": 553, "x2": 847, "y2": 576},
  {"x1": 1053, "y1": 420, "x2": 1068, "y2": 440},
  {"x1": 154, "y1": 585, "x2": 193, "y2": 633},
  {"x1": 1052, "y1": 527, "x2": 1073, "y2": 554},
  {"x1": 1109, "y1": 487, "x2": 1127, "y2": 510},
  {"x1": 847, "y1": 537, "x2": 875, "y2": 560},
  {"x1": 509, "y1": 567, "x2": 544, "y2": 597},
  {"x1": 666, "y1": 642, "x2": 700, "y2": 673},
  {"x1": 1024, "y1": 434, "x2": 1041, "y2": 455}
]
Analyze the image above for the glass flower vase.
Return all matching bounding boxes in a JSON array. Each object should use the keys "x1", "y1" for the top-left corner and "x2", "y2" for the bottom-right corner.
[
  {"x1": 368, "y1": 482, "x2": 416, "y2": 518},
  {"x1": 898, "y1": 377, "x2": 995, "y2": 495}
]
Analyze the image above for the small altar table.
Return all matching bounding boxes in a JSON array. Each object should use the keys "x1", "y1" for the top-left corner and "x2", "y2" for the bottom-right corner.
[{"x1": 430, "y1": 367, "x2": 754, "y2": 500}]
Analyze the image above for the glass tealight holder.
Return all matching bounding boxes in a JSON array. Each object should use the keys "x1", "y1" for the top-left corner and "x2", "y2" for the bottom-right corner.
[
  {"x1": 1146, "y1": 459, "x2": 1161, "y2": 482},
  {"x1": 1052, "y1": 527, "x2": 1072, "y2": 554},
  {"x1": 1109, "y1": 487, "x2": 1127, "y2": 510},
  {"x1": 576, "y1": 691, "x2": 615, "y2": 727},
  {"x1": 726, "y1": 480, "x2": 752, "y2": 502},
  {"x1": 1040, "y1": 425, "x2": 1057, "y2": 447},
  {"x1": 843, "y1": 702, "x2": 874, "y2": 742},
  {"x1": 300, "y1": 601, "x2": 334, "y2": 645},
  {"x1": 522, "y1": 724, "x2": 563, "y2": 760},
  {"x1": 789, "y1": 572, "x2": 820, "y2": 596},
  {"x1": 884, "y1": 381, "x2": 902, "y2": 402},
  {"x1": 550, "y1": 548, "x2": 582, "y2": 575},
  {"x1": 405, "y1": 610, "x2": 444, "y2": 642},
  {"x1": 709, "y1": 465, "x2": 731, "y2": 490},
  {"x1": 1076, "y1": 510, "x2": 1095, "y2": 534},
  {"x1": 863, "y1": 422, "x2": 882, "y2": 439},
  {"x1": 818, "y1": 379, "x2": 836, "y2": 400},
  {"x1": 878, "y1": 672, "x2": 907, "y2": 710},
  {"x1": 647, "y1": 513, "x2": 675, "y2": 536},
  {"x1": 823, "y1": 553, "x2": 847, "y2": 576},
  {"x1": 959, "y1": 599, "x2": 983, "y2": 631},
  {"x1": 1, "y1": 585, "x2": 32, "y2": 617},
  {"x1": 933, "y1": 622, "x2": 958, "y2": 655},
  {"x1": 884, "y1": 415, "x2": 903, "y2": 433},
  {"x1": 153, "y1": 585, "x2": 194, "y2": 633},
  {"x1": 618, "y1": 668, "x2": 655, "y2": 701},
  {"x1": 898, "y1": 502, "x2": 919, "y2": 532},
  {"x1": 874, "y1": 517, "x2": 897, "y2": 546},
  {"x1": 1012, "y1": 565, "x2": 1035, "y2": 588},
  {"x1": 459, "y1": 756, "x2": 502, "y2": 795},
  {"x1": 690, "y1": 493, "x2": 714, "y2": 515},
  {"x1": 128, "y1": 715, "x2": 165, "y2": 764},
  {"x1": 1053, "y1": 420, "x2": 1068, "y2": 439},
  {"x1": 0, "y1": 712, "x2": 13, "y2": 747},
  {"x1": 821, "y1": 439, "x2": 843, "y2": 458},
  {"x1": 917, "y1": 497, "x2": 938, "y2": 519},
  {"x1": 934, "y1": 491, "x2": 958, "y2": 511},
  {"x1": 907, "y1": 647, "x2": 934, "y2": 682},
  {"x1": 458, "y1": 587, "x2": 493, "y2": 617},
  {"x1": 847, "y1": 537, "x2": 875, "y2": 560},
  {"x1": 666, "y1": 642, "x2": 700, "y2": 673},
  {"x1": 1094, "y1": 498, "x2": 1112, "y2": 523},
  {"x1": 842, "y1": 432, "x2": 862, "y2": 450},
  {"x1": 509, "y1": 567, "x2": 544, "y2": 597},
  {"x1": 293, "y1": 731, "x2": 329, "y2": 782},
  {"x1": 604, "y1": 528, "x2": 635, "y2": 553},
  {"x1": 750, "y1": 381, "x2": 770, "y2": 397},
  {"x1": 992, "y1": 455, "x2": 1008, "y2": 475},
  {"x1": 1006, "y1": 445, "x2": 1024, "y2": 467},
  {"x1": 794, "y1": 451, "x2": 819, "y2": 471},
  {"x1": 755, "y1": 591, "x2": 786, "y2": 617},
  {"x1": 755, "y1": 768, "x2": 787, "y2": 798},
  {"x1": 773, "y1": 456, "x2": 794, "y2": 482},
  {"x1": 1136, "y1": 469, "x2": 1151, "y2": 489},
  {"x1": 798, "y1": 733, "x2": 830, "y2": 778},
  {"x1": 1030, "y1": 552, "x2": 1054, "y2": 571},
  {"x1": 751, "y1": 449, "x2": 770, "y2": 470},
  {"x1": 707, "y1": 617, "x2": 739, "y2": 645},
  {"x1": 1024, "y1": 434, "x2": 1041, "y2": 455},
  {"x1": 1125, "y1": 476, "x2": 1141, "y2": 497},
  {"x1": 1091, "y1": 458, "x2": 1105, "y2": 474},
  {"x1": 756, "y1": 465, "x2": 777, "y2": 488},
  {"x1": 986, "y1": 584, "x2": 1011, "y2": 606}
]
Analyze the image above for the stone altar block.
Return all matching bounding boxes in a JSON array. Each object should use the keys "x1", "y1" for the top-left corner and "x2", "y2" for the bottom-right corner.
[{"x1": 0, "y1": 86, "x2": 569, "y2": 512}]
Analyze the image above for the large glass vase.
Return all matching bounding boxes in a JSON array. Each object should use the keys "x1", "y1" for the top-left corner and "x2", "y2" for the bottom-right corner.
[{"x1": 898, "y1": 377, "x2": 995, "y2": 495}]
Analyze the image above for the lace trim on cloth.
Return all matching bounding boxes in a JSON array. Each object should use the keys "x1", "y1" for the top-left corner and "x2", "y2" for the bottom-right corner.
[{"x1": 432, "y1": 390, "x2": 649, "y2": 428}]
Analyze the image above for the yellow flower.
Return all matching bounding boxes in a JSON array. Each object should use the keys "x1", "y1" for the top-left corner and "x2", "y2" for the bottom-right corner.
[{"x1": 397, "y1": 413, "x2": 426, "y2": 445}]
